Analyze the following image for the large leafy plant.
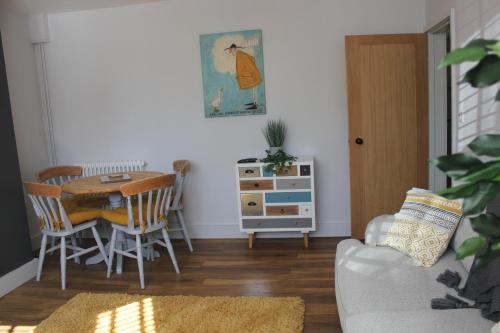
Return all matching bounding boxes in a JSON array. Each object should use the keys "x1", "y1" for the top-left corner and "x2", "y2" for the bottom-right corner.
[
  {"x1": 262, "y1": 119, "x2": 287, "y2": 147},
  {"x1": 434, "y1": 39, "x2": 500, "y2": 267}
]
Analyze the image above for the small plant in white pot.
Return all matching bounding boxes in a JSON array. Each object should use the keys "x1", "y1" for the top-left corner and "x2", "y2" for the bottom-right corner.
[
  {"x1": 261, "y1": 119, "x2": 297, "y2": 174},
  {"x1": 262, "y1": 119, "x2": 287, "y2": 154}
]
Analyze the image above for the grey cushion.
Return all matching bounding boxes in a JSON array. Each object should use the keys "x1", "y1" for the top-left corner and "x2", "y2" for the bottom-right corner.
[
  {"x1": 451, "y1": 217, "x2": 477, "y2": 272},
  {"x1": 335, "y1": 239, "x2": 469, "y2": 316},
  {"x1": 344, "y1": 309, "x2": 493, "y2": 333},
  {"x1": 364, "y1": 214, "x2": 394, "y2": 246}
]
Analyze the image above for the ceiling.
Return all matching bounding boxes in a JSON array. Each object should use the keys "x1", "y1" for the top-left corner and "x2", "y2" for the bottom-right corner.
[{"x1": 0, "y1": 0, "x2": 167, "y2": 14}]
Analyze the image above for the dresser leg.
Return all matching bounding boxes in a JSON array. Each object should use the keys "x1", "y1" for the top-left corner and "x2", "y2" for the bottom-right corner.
[
  {"x1": 248, "y1": 233, "x2": 255, "y2": 249},
  {"x1": 303, "y1": 233, "x2": 309, "y2": 248}
]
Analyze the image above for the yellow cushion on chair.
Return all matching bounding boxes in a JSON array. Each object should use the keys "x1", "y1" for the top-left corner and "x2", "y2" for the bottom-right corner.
[
  {"x1": 101, "y1": 206, "x2": 167, "y2": 227},
  {"x1": 62, "y1": 198, "x2": 103, "y2": 225}
]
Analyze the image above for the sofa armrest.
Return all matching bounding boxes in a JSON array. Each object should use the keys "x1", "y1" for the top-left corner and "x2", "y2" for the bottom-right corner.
[{"x1": 364, "y1": 214, "x2": 395, "y2": 246}]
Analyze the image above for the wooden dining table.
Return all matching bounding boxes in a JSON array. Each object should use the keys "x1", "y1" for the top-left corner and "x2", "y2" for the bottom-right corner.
[{"x1": 62, "y1": 171, "x2": 166, "y2": 271}]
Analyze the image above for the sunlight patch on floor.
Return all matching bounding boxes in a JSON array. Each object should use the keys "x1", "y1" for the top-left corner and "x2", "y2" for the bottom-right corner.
[
  {"x1": 0, "y1": 325, "x2": 35, "y2": 333},
  {"x1": 94, "y1": 298, "x2": 156, "y2": 333}
]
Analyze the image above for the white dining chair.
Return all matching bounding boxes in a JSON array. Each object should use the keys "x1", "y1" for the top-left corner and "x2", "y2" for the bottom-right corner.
[
  {"x1": 167, "y1": 160, "x2": 193, "y2": 252},
  {"x1": 24, "y1": 181, "x2": 108, "y2": 290},
  {"x1": 102, "y1": 174, "x2": 180, "y2": 289}
]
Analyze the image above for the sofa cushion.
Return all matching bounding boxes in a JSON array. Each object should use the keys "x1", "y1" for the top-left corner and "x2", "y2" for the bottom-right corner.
[
  {"x1": 344, "y1": 309, "x2": 493, "y2": 333},
  {"x1": 382, "y1": 189, "x2": 463, "y2": 267},
  {"x1": 335, "y1": 239, "x2": 468, "y2": 317},
  {"x1": 364, "y1": 214, "x2": 394, "y2": 246}
]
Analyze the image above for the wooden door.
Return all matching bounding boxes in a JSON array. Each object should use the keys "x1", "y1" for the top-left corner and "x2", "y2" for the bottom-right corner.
[{"x1": 345, "y1": 34, "x2": 428, "y2": 239}]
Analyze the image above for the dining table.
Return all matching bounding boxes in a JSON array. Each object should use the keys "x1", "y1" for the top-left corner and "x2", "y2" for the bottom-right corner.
[{"x1": 62, "y1": 171, "x2": 165, "y2": 273}]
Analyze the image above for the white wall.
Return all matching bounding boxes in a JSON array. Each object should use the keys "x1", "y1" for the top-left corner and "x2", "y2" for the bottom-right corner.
[
  {"x1": 426, "y1": 0, "x2": 500, "y2": 152},
  {"x1": 0, "y1": 9, "x2": 50, "y2": 242},
  {"x1": 41, "y1": 0, "x2": 426, "y2": 238}
]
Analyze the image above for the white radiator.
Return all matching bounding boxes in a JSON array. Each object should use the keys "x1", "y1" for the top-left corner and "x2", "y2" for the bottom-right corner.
[{"x1": 78, "y1": 160, "x2": 147, "y2": 177}]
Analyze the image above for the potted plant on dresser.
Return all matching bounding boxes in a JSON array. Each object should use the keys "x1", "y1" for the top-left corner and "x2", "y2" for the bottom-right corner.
[{"x1": 235, "y1": 119, "x2": 315, "y2": 249}]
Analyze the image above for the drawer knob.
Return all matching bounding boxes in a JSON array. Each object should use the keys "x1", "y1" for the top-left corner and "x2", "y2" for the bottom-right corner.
[
  {"x1": 248, "y1": 202, "x2": 257, "y2": 206},
  {"x1": 280, "y1": 209, "x2": 285, "y2": 214},
  {"x1": 295, "y1": 221, "x2": 299, "y2": 226},
  {"x1": 292, "y1": 183, "x2": 296, "y2": 187},
  {"x1": 245, "y1": 170, "x2": 254, "y2": 174},
  {"x1": 254, "y1": 183, "x2": 259, "y2": 188},
  {"x1": 257, "y1": 222, "x2": 262, "y2": 226}
]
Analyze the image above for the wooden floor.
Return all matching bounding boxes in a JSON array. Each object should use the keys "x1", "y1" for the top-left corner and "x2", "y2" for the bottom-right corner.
[{"x1": 0, "y1": 238, "x2": 343, "y2": 332}]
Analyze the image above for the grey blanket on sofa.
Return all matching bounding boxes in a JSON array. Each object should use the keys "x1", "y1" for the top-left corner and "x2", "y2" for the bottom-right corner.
[{"x1": 433, "y1": 256, "x2": 500, "y2": 322}]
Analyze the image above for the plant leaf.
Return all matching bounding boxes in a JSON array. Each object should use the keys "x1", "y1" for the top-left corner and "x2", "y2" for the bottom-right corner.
[
  {"x1": 487, "y1": 41, "x2": 500, "y2": 57},
  {"x1": 462, "y1": 182, "x2": 500, "y2": 215},
  {"x1": 456, "y1": 161, "x2": 500, "y2": 183},
  {"x1": 496, "y1": 89, "x2": 500, "y2": 101},
  {"x1": 492, "y1": 240, "x2": 500, "y2": 251},
  {"x1": 438, "y1": 182, "x2": 478, "y2": 199},
  {"x1": 439, "y1": 47, "x2": 487, "y2": 68},
  {"x1": 466, "y1": 39, "x2": 498, "y2": 48},
  {"x1": 461, "y1": 54, "x2": 500, "y2": 88},
  {"x1": 470, "y1": 213, "x2": 500, "y2": 237},
  {"x1": 431, "y1": 153, "x2": 483, "y2": 178},
  {"x1": 468, "y1": 134, "x2": 500, "y2": 156},
  {"x1": 456, "y1": 236, "x2": 487, "y2": 260}
]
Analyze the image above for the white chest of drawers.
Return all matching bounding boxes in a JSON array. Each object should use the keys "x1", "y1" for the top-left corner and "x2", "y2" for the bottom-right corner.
[{"x1": 235, "y1": 157, "x2": 316, "y2": 248}]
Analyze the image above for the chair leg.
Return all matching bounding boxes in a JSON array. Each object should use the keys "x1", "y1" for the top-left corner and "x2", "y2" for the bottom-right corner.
[
  {"x1": 107, "y1": 229, "x2": 117, "y2": 278},
  {"x1": 116, "y1": 231, "x2": 124, "y2": 274},
  {"x1": 91, "y1": 226, "x2": 108, "y2": 266},
  {"x1": 50, "y1": 236, "x2": 56, "y2": 255},
  {"x1": 60, "y1": 236, "x2": 66, "y2": 290},
  {"x1": 161, "y1": 228, "x2": 180, "y2": 274},
  {"x1": 177, "y1": 210, "x2": 193, "y2": 252},
  {"x1": 36, "y1": 234, "x2": 47, "y2": 281},
  {"x1": 70, "y1": 236, "x2": 80, "y2": 264},
  {"x1": 135, "y1": 234, "x2": 145, "y2": 289}
]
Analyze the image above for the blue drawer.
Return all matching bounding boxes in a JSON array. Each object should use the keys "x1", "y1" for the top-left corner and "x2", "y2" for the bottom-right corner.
[
  {"x1": 265, "y1": 192, "x2": 311, "y2": 203},
  {"x1": 263, "y1": 168, "x2": 274, "y2": 177}
]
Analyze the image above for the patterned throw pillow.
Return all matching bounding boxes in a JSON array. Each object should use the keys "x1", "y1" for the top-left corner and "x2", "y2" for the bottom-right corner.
[{"x1": 382, "y1": 188, "x2": 463, "y2": 267}]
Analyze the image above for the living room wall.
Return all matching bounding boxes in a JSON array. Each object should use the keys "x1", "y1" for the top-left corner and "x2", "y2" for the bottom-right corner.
[{"x1": 27, "y1": 0, "x2": 426, "y2": 239}]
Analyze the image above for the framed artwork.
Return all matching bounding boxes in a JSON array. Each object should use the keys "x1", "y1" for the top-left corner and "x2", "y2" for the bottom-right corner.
[{"x1": 200, "y1": 29, "x2": 266, "y2": 118}]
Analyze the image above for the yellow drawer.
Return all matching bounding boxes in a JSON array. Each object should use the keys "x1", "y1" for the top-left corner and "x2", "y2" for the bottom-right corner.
[{"x1": 240, "y1": 194, "x2": 263, "y2": 216}]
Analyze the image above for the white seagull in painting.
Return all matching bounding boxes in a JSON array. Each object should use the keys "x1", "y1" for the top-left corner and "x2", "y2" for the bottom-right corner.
[{"x1": 211, "y1": 88, "x2": 223, "y2": 112}]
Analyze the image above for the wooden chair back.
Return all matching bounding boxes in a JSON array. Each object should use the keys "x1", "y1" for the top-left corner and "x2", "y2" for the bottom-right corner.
[
  {"x1": 119, "y1": 174, "x2": 176, "y2": 232},
  {"x1": 24, "y1": 182, "x2": 72, "y2": 232},
  {"x1": 37, "y1": 166, "x2": 83, "y2": 185},
  {"x1": 172, "y1": 160, "x2": 190, "y2": 209}
]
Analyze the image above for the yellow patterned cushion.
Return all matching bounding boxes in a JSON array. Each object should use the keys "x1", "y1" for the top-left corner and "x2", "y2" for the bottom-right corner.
[{"x1": 382, "y1": 188, "x2": 463, "y2": 267}]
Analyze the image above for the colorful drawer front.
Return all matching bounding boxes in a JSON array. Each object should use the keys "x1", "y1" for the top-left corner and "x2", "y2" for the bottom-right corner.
[
  {"x1": 240, "y1": 194, "x2": 263, "y2": 216},
  {"x1": 266, "y1": 205, "x2": 299, "y2": 216},
  {"x1": 239, "y1": 166, "x2": 260, "y2": 178},
  {"x1": 265, "y1": 192, "x2": 311, "y2": 203},
  {"x1": 300, "y1": 165, "x2": 311, "y2": 176},
  {"x1": 240, "y1": 180, "x2": 274, "y2": 191},
  {"x1": 242, "y1": 218, "x2": 312, "y2": 229},
  {"x1": 276, "y1": 179, "x2": 311, "y2": 190},
  {"x1": 263, "y1": 165, "x2": 298, "y2": 177},
  {"x1": 277, "y1": 166, "x2": 298, "y2": 177}
]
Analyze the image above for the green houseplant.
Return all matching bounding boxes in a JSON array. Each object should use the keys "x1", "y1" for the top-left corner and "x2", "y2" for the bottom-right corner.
[
  {"x1": 262, "y1": 119, "x2": 287, "y2": 154},
  {"x1": 434, "y1": 38, "x2": 500, "y2": 268},
  {"x1": 261, "y1": 119, "x2": 297, "y2": 174}
]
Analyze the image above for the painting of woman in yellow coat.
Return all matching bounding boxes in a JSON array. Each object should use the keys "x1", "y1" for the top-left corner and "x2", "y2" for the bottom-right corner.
[{"x1": 200, "y1": 30, "x2": 266, "y2": 118}]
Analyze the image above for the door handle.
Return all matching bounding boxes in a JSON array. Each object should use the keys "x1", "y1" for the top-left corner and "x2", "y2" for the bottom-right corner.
[{"x1": 355, "y1": 138, "x2": 364, "y2": 145}]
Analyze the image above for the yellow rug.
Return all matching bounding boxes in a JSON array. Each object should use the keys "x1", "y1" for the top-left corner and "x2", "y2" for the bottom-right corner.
[{"x1": 34, "y1": 293, "x2": 304, "y2": 333}]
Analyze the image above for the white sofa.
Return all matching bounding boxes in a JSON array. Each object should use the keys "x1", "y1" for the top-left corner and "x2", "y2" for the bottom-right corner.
[{"x1": 335, "y1": 215, "x2": 495, "y2": 333}]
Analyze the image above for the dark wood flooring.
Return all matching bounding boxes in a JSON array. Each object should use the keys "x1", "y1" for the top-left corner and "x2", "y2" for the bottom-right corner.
[{"x1": 0, "y1": 238, "x2": 343, "y2": 332}]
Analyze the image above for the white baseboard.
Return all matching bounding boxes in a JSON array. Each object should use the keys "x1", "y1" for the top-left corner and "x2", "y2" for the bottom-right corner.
[
  {"x1": 0, "y1": 259, "x2": 38, "y2": 297},
  {"x1": 30, "y1": 221, "x2": 351, "y2": 246}
]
